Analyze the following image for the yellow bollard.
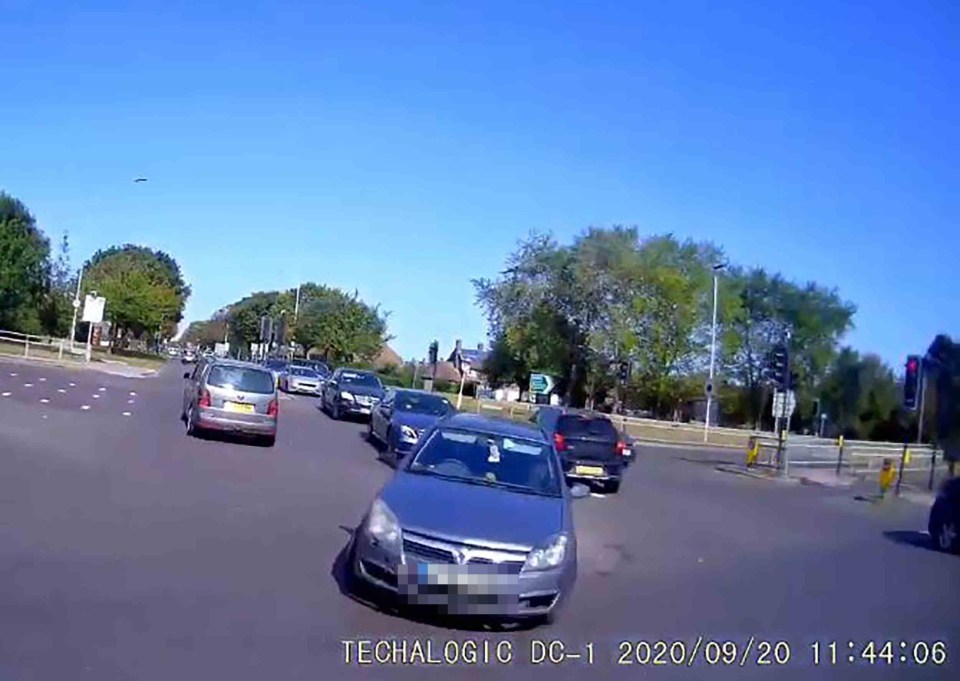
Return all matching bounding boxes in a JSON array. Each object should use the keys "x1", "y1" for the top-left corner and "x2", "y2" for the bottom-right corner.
[
  {"x1": 879, "y1": 459, "x2": 896, "y2": 498},
  {"x1": 904, "y1": 448, "x2": 912, "y2": 465},
  {"x1": 746, "y1": 436, "x2": 760, "y2": 467}
]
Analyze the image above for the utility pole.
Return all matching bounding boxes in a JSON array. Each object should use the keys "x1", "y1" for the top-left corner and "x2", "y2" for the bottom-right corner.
[
  {"x1": 294, "y1": 283, "x2": 301, "y2": 322},
  {"x1": 703, "y1": 263, "x2": 725, "y2": 442},
  {"x1": 916, "y1": 359, "x2": 927, "y2": 444},
  {"x1": 68, "y1": 267, "x2": 84, "y2": 352}
]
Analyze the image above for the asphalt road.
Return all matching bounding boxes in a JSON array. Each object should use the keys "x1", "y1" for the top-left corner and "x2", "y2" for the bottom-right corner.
[{"x1": 1, "y1": 358, "x2": 957, "y2": 680}]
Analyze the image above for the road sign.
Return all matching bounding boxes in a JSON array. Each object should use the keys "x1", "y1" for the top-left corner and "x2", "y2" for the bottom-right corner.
[
  {"x1": 81, "y1": 294, "x2": 106, "y2": 324},
  {"x1": 771, "y1": 390, "x2": 797, "y2": 418},
  {"x1": 529, "y1": 373, "x2": 555, "y2": 395},
  {"x1": 72, "y1": 298, "x2": 81, "y2": 309}
]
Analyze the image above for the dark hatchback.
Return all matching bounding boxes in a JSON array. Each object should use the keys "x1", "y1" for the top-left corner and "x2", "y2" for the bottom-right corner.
[
  {"x1": 321, "y1": 368, "x2": 385, "y2": 420},
  {"x1": 534, "y1": 407, "x2": 629, "y2": 493},
  {"x1": 368, "y1": 389, "x2": 455, "y2": 465}
]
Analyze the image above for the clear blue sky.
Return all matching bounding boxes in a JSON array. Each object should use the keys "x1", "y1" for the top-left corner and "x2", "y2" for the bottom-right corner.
[{"x1": 2, "y1": 0, "x2": 956, "y2": 364}]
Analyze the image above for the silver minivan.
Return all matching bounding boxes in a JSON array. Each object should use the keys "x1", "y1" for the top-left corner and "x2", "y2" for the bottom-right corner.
[{"x1": 182, "y1": 359, "x2": 278, "y2": 446}]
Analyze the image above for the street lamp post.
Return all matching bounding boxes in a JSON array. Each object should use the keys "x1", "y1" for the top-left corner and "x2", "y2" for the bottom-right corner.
[
  {"x1": 68, "y1": 267, "x2": 84, "y2": 352},
  {"x1": 703, "y1": 263, "x2": 726, "y2": 442}
]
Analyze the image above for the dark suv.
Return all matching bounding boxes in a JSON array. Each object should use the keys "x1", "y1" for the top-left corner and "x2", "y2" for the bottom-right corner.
[
  {"x1": 928, "y1": 477, "x2": 960, "y2": 554},
  {"x1": 534, "y1": 407, "x2": 629, "y2": 493}
]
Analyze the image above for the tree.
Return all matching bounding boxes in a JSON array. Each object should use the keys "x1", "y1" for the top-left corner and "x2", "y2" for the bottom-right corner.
[
  {"x1": 82, "y1": 245, "x2": 190, "y2": 347},
  {"x1": 721, "y1": 268, "x2": 856, "y2": 427},
  {"x1": 818, "y1": 347, "x2": 901, "y2": 439},
  {"x1": 39, "y1": 233, "x2": 75, "y2": 337},
  {"x1": 927, "y1": 334, "x2": 960, "y2": 469},
  {"x1": 292, "y1": 285, "x2": 391, "y2": 363},
  {"x1": 0, "y1": 191, "x2": 50, "y2": 334}
]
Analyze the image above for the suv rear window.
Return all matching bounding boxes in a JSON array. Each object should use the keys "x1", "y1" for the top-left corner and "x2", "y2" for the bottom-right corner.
[
  {"x1": 557, "y1": 414, "x2": 618, "y2": 440},
  {"x1": 207, "y1": 366, "x2": 275, "y2": 394}
]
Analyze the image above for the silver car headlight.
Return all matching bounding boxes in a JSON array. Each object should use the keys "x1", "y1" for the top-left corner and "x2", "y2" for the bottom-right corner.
[
  {"x1": 399, "y1": 425, "x2": 419, "y2": 442},
  {"x1": 340, "y1": 391, "x2": 355, "y2": 401},
  {"x1": 523, "y1": 533, "x2": 569, "y2": 572},
  {"x1": 365, "y1": 498, "x2": 402, "y2": 554}
]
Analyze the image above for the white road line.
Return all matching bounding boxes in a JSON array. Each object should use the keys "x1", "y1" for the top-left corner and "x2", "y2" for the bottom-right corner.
[
  {"x1": 40, "y1": 398, "x2": 50, "y2": 404},
  {"x1": 98, "y1": 387, "x2": 106, "y2": 392},
  {"x1": 81, "y1": 405, "x2": 91, "y2": 411},
  {"x1": 9, "y1": 372, "x2": 17, "y2": 376},
  {"x1": 122, "y1": 411, "x2": 131, "y2": 417},
  {"x1": 127, "y1": 399, "x2": 135, "y2": 404},
  {"x1": 57, "y1": 389, "x2": 66, "y2": 393},
  {"x1": 39, "y1": 377, "x2": 46, "y2": 382},
  {"x1": 42, "y1": 414, "x2": 48, "y2": 419},
  {"x1": 23, "y1": 383, "x2": 33, "y2": 388},
  {"x1": 92, "y1": 394, "x2": 100, "y2": 399},
  {"x1": 68, "y1": 382, "x2": 76, "y2": 387},
  {"x1": 129, "y1": 391, "x2": 137, "y2": 396},
  {"x1": 1, "y1": 392, "x2": 10, "y2": 397}
]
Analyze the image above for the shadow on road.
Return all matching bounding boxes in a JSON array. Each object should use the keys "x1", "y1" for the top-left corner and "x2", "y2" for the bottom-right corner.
[
  {"x1": 188, "y1": 429, "x2": 274, "y2": 448},
  {"x1": 329, "y1": 533, "x2": 543, "y2": 633},
  {"x1": 883, "y1": 530, "x2": 937, "y2": 552}
]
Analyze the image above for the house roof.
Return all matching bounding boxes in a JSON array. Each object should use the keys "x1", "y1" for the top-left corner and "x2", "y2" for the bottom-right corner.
[
  {"x1": 373, "y1": 344, "x2": 403, "y2": 369},
  {"x1": 446, "y1": 347, "x2": 489, "y2": 368}
]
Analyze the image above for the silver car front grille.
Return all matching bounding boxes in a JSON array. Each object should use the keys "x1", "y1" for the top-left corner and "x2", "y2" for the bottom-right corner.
[{"x1": 402, "y1": 532, "x2": 526, "y2": 573}]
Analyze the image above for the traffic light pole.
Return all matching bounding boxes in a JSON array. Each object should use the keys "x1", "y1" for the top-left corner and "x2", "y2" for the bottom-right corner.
[
  {"x1": 916, "y1": 361, "x2": 926, "y2": 445},
  {"x1": 776, "y1": 332, "x2": 792, "y2": 477}
]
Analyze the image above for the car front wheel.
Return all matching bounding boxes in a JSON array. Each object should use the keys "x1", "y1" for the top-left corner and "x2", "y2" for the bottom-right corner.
[{"x1": 930, "y1": 511, "x2": 959, "y2": 553}]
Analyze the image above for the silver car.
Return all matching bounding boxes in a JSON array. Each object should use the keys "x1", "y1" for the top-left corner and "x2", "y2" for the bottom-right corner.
[
  {"x1": 280, "y1": 366, "x2": 323, "y2": 395},
  {"x1": 348, "y1": 413, "x2": 588, "y2": 626},
  {"x1": 182, "y1": 359, "x2": 279, "y2": 446}
]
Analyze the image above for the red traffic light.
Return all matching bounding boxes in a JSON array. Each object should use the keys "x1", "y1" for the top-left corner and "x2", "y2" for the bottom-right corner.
[{"x1": 907, "y1": 358, "x2": 919, "y2": 373}]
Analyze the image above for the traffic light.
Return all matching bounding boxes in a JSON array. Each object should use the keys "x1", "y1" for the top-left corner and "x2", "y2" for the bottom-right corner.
[
  {"x1": 618, "y1": 361, "x2": 630, "y2": 382},
  {"x1": 770, "y1": 343, "x2": 790, "y2": 389},
  {"x1": 259, "y1": 315, "x2": 273, "y2": 343},
  {"x1": 428, "y1": 340, "x2": 439, "y2": 366},
  {"x1": 903, "y1": 354, "x2": 921, "y2": 411}
]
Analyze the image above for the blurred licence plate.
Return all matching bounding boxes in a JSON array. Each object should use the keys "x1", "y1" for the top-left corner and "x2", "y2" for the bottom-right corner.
[
  {"x1": 224, "y1": 402, "x2": 255, "y2": 414},
  {"x1": 574, "y1": 465, "x2": 604, "y2": 477}
]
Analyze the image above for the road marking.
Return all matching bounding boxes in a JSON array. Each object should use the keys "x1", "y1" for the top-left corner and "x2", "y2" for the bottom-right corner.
[
  {"x1": 1, "y1": 392, "x2": 10, "y2": 397},
  {"x1": 23, "y1": 383, "x2": 33, "y2": 388},
  {"x1": 39, "y1": 377, "x2": 46, "y2": 382},
  {"x1": 122, "y1": 411, "x2": 131, "y2": 417},
  {"x1": 57, "y1": 389, "x2": 66, "y2": 393},
  {"x1": 127, "y1": 399, "x2": 135, "y2": 404},
  {"x1": 93, "y1": 394, "x2": 100, "y2": 399},
  {"x1": 40, "y1": 398, "x2": 50, "y2": 404},
  {"x1": 98, "y1": 387, "x2": 106, "y2": 392},
  {"x1": 9, "y1": 372, "x2": 17, "y2": 376},
  {"x1": 42, "y1": 414, "x2": 48, "y2": 419},
  {"x1": 129, "y1": 391, "x2": 137, "y2": 396},
  {"x1": 81, "y1": 405, "x2": 91, "y2": 411},
  {"x1": 68, "y1": 382, "x2": 76, "y2": 387}
]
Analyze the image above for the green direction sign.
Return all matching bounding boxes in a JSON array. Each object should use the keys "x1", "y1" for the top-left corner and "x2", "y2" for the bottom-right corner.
[{"x1": 529, "y1": 373, "x2": 555, "y2": 395}]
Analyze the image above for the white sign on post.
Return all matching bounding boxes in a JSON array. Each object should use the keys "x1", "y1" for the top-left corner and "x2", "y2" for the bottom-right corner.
[
  {"x1": 771, "y1": 390, "x2": 797, "y2": 418},
  {"x1": 81, "y1": 295, "x2": 106, "y2": 324}
]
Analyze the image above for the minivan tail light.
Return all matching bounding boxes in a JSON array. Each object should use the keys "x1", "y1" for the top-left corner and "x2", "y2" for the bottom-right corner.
[
  {"x1": 267, "y1": 399, "x2": 278, "y2": 417},
  {"x1": 553, "y1": 433, "x2": 567, "y2": 451},
  {"x1": 197, "y1": 389, "x2": 211, "y2": 408},
  {"x1": 616, "y1": 441, "x2": 628, "y2": 456}
]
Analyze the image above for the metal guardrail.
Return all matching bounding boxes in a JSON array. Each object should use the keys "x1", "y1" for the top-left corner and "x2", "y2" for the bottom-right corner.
[{"x1": 0, "y1": 329, "x2": 84, "y2": 363}]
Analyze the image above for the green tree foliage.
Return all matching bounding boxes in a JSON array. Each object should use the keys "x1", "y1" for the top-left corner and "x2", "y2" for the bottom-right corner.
[
  {"x1": 182, "y1": 319, "x2": 229, "y2": 348},
  {"x1": 82, "y1": 245, "x2": 190, "y2": 346},
  {"x1": 719, "y1": 268, "x2": 856, "y2": 426},
  {"x1": 38, "y1": 233, "x2": 76, "y2": 337},
  {"x1": 818, "y1": 347, "x2": 902, "y2": 440},
  {"x1": 221, "y1": 282, "x2": 390, "y2": 364},
  {"x1": 0, "y1": 192, "x2": 50, "y2": 333},
  {"x1": 927, "y1": 335, "x2": 960, "y2": 463}
]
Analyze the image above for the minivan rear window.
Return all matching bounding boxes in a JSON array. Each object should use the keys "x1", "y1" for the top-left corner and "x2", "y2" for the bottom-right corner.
[
  {"x1": 557, "y1": 415, "x2": 618, "y2": 440},
  {"x1": 207, "y1": 366, "x2": 275, "y2": 394}
]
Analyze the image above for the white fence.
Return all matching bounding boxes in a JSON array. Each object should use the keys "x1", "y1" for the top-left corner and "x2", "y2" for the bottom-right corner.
[{"x1": 0, "y1": 329, "x2": 84, "y2": 363}]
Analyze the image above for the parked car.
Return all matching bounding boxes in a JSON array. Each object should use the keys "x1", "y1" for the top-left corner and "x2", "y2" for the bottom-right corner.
[
  {"x1": 347, "y1": 413, "x2": 588, "y2": 626},
  {"x1": 367, "y1": 389, "x2": 455, "y2": 465},
  {"x1": 533, "y1": 407, "x2": 629, "y2": 493},
  {"x1": 321, "y1": 368, "x2": 385, "y2": 420},
  {"x1": 291, "y1": 358, "x2": 331, "y2": 377},
  {"x1": 263, "y1": 357, "x2": 289, "y2": 387},
  {"x1": 181, "y1": 359, "x2": 278, "y2": 446},
  {"x1": 181, "y1": 348, "x2": 197, "y2": 364},
  {"x1": 928, "y1": 477, "x2": 960, "y2": 554},
  {"x1": 280, "y1": 366, "x2": 323, "y2": 395}
]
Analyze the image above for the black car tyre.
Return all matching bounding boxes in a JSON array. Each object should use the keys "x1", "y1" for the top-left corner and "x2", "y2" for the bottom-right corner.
[
  {"x1": 331, "y1": 401, "x2": 341, "y2": 420},
  {"x1": 261, "y1": 434, "x2": 276, "y2": 448}
]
